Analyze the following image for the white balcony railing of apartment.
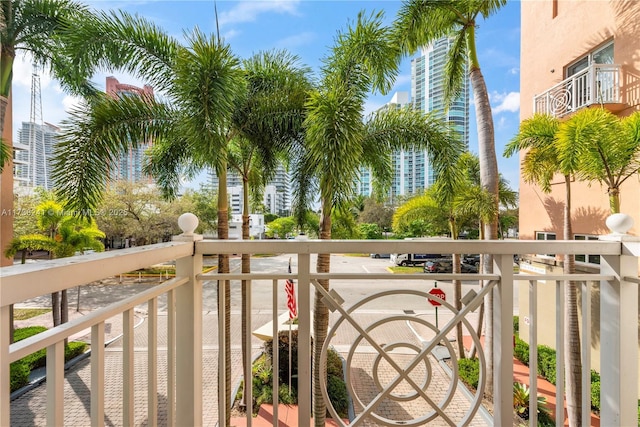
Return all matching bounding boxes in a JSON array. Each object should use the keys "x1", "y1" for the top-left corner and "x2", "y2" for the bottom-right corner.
[
  {"x1": 1, "y1": 213, "x2": 638, "y2": 426},
  {"x1": 533, "y1": 63, "x2": 622, "y2": 117}
]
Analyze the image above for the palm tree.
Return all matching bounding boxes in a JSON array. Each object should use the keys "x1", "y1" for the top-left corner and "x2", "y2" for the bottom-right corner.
[
  {"x1": 557, "y1": 108, "x2": 640, "y2": 213},
  {"x1": 0, "y1": 0, "x2": 96, "y2": 170},
  {"x1": 227, "y1": 49, "x2": 312, "y2": 406},
  {"x1": 54, "y1": 16, "x2": 245, "y2": 423},
  {"x1": 504, "y1": 113, "x2": 583, "y2": 426},
  {"x1": 54, "y1": 13, "x2": 313, "y2": 420},
  {"x1": 295, "y1": 11, "x2": 463, "y2": 424},
  {"x1": 393, "y1": 0, "x2": 507, "y2": 395}
]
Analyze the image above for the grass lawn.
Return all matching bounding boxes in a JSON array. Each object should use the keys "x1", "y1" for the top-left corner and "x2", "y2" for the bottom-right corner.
[
  {"x1": 389, "y1": 266, "x2": 424, "y2": 274},
  {"x1": 14, "y1": 308, "x2": 51, "y2": 320}
]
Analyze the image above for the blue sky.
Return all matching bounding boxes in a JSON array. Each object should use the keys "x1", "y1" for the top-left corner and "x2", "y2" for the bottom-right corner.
[{"x1": 11, "y1": 0, "x2": 521, "y2": 190}]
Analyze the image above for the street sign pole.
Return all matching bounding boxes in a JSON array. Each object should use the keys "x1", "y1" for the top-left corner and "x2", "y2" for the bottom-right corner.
[
  {"x1": 434, "y1": 281, "x2": 438, "y2": 329},
  {"x1": 428, "y1": 281, "x2": 446, "y2": 330}
]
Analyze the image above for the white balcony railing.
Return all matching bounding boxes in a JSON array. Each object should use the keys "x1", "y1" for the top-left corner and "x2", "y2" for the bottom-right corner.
[
  {"x1": 533, "y1": 64, "x2": 622, "y2": 117},
  {"x1": 1, "y1": 214, "x2": 639, "y2": 426}
]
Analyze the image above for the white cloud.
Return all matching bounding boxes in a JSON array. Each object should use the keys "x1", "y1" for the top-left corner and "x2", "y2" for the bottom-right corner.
[
  {"x1": 275, "y1": 31, "x2": 315, "y2": 50},
  {"x1": 62, "y1": 95, "x2": 83, "y2": 113},
  {"x1": 219, "y1": 0, "x2": 301, "y2": 26},
  {"x1": 492, "y1": 91, "x2": 520, "y2": 114},
  {"x1": 223, "y1": 29, "x2": 241, "y2": 41},
  {"x1": 509, "y1": 67, "x2": 519, "y2": 75}
]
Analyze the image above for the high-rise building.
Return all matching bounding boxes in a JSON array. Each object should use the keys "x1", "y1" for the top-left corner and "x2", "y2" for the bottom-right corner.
[
  {"x1": 105, "y1": 76, "x2": 154, "y2": 183},
  {"x1": 208, "y1": 162, "x2": 291, "y2": 217},
  {"x1": 357, "y1": 37, "x2": 469, "y2": 200},
  {"x1": 14, "y1": 122, "x2": 61, "y2": 190}
]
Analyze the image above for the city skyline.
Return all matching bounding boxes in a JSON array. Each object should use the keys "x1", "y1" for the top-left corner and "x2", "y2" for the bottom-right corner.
[{"x1": 8, "y1": 1, "x2": 521, "y2": 191}]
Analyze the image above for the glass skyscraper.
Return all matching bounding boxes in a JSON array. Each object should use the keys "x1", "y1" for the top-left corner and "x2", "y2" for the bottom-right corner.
[{"x1": 357, "y1": 37, "x2": 469, "y2": 201}]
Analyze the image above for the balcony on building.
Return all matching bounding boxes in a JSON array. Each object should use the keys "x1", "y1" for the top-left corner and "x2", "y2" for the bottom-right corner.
[
  {"x1": 1, "y1": 213, "x2": 638, "y2": 426},
  {"x1": 533, "y1": 63, "x2": 626, "y2": 118}
]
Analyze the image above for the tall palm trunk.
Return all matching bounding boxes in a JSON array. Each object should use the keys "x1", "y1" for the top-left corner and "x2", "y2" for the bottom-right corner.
[
  {"x1": 470, "y1": 221, "x2": 485, "y2": 360},
  {"x1": 449, "y1": 218, "x2": 465, "y2": 357},
  {"x1": 563, "y1": 175, "x2": 581, "y2": 426},
  {"x1": 240, "y1": 177, "x2": 251, "y2": 408},
  {"x1": 313, "y1": 202, "x2": 331, "y2": 426},
  {"x1": 217, "y1": 166, "x2": 231, "y2": 426},
  {"x1": 470, "y1": 60, "x2": 499, "y2": 397}
]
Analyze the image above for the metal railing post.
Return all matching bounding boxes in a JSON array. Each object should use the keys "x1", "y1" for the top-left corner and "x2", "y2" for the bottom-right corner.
[{"x1": 173, "y1": 214, "x2": 204, "y2": 425}]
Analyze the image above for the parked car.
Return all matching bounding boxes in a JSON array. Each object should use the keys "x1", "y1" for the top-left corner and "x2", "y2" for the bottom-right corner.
[
  {"x1": 370, "y1": 253, "x2": 391, "y2": 259},
  {"x1": 424, "y1": 259, "x2": 478, "y2": 273},
  {"x1": 463, "y1": 254, "x2": 480, "y2": 266}
]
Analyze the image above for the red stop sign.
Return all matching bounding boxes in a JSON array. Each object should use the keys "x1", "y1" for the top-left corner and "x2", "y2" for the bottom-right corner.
[{"x1": 428, "y1": 287, "x2": 446, "y2": 306}]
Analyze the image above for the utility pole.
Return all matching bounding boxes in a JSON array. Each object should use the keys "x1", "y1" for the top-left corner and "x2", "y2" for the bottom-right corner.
[{"x1": 29, "y1": 65, "x2": 46, "y2": 188}]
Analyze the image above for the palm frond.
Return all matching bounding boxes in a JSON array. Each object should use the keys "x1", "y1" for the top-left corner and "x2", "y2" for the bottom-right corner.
[
  {"x1": 67, "y1": 8, "x2": 179, "y2": 93},
  {"x1": 54, "y1": 95, "x2": 176, "y2": 214}
]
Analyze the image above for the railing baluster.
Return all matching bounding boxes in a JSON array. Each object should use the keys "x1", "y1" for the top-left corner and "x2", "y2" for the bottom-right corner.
[
  {"x1": 123, "y1": 308, "x2": 135, "y2": 426},
  {"x1": 297, "y1": 253, "x2": 311, "y2": 426},
  {"x1": 1, "y1": 305, "x2": 10, "y2": 427},
  {"x1": 46, "y1": 341, "x2": 64, "y2": 426},
  {"x1": 167, "y1": 288, "x2": 176, "y2": 427},
  {"x1": 581, "y1": 281, "x2": 591, "y2": 427},
  {"x1": 91, "y1": 322, "x2": 105, "y2": 427},
  {"x1": 148, "y1": 298, "x2": 158, "y2": 427},
  {"x1": 555, "y1": 281, "x2": 565, "y2": 427},
  {"x1": 245, "y1": 278, "x2": 253, "y2": 427},
  {"x1": 528, "y1": 280, "x2": 538, "y2": 427},
  {"x1": 272, "y1": 279, "x2": 278, "y2": 427},
  {"x1": 217, "y1": 279, "x2": 226, "y2": 426}
]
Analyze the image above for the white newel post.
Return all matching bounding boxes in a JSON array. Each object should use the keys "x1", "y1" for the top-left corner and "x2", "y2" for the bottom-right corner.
[
  {"x1": 600, "y1": 213, "x2": 639, "y2": 427},
  {"x1": 492, "y1": 253, "x2": 515, "y2": 425},
  {"x1": 173, "y1": 213, "x2": 204, "y2": 425}
]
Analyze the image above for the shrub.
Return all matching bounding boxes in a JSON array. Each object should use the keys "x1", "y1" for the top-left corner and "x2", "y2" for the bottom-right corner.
[
  {"x1": 514, "y1": 337, "x2": 529, "y2": 365},
  {"x1": 513, "y1": 316, "x2": 520, "y2": 336},
  {"x1": 513, "y1": 382, "x2": 553, "y2": 426},
  {"x1": 591, "y1": 379, "x2": 600, "y2": 412},
  {"x1": 66, "y1": 342, "x2": 87, "y2": 360},
  {"x1": 327, "y1": 375, "x2": 349, "y2": 418},
  {"x1": 458, "y1": 358, "x2": 479, "y2": 389},
  {"x1": 9, "y1": 327, "x2": 88, "y2": 393},
  {"x1": 10, "y1": 361, "x2": 30, "y2": 392},
  {"x1": 262, "y1": 335, "x2": 348, "y2": 418},
  {"x1": 537, "y1": 345, "x2": 556, "y2": 386}
]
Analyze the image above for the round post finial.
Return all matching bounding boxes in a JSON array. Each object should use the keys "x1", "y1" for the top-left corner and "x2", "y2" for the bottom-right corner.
[
  {"x1": 178, "y1": 213, "x2": 199, "y2": 235},
  {"x1": 605, "y1": 213, "x2": 634, "y2": 235}
]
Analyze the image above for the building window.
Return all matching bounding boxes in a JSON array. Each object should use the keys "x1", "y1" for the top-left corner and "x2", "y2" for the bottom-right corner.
[
  {"x1": 566, "y1": 41, "x2": 614, "y2": 77},
  {"x1": 536, "y1": 231, "x2": 556, "y2": 257},
  {"x1": 574, "y1": 234, "x2": 600, "y2": 264}
]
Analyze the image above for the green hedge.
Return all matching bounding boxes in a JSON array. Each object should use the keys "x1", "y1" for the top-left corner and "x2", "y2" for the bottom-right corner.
[
  {"x1": 260, "y1": 330, "x2": 349, "y2": 418},
  {"x1": 458, "y1": 358, "x2": 479, "y2": 389},
  {"x1": 10, "y1": 327, "x2": 89, "y2": 392}
]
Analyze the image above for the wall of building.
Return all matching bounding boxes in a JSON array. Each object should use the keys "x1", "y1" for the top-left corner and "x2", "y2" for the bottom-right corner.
[
  {"x1": 519, "y1": 0, "x2": 640, "y2": 240},
  {"x1": 519, "y1": 0, "x2": 640, "y2": 395}
]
